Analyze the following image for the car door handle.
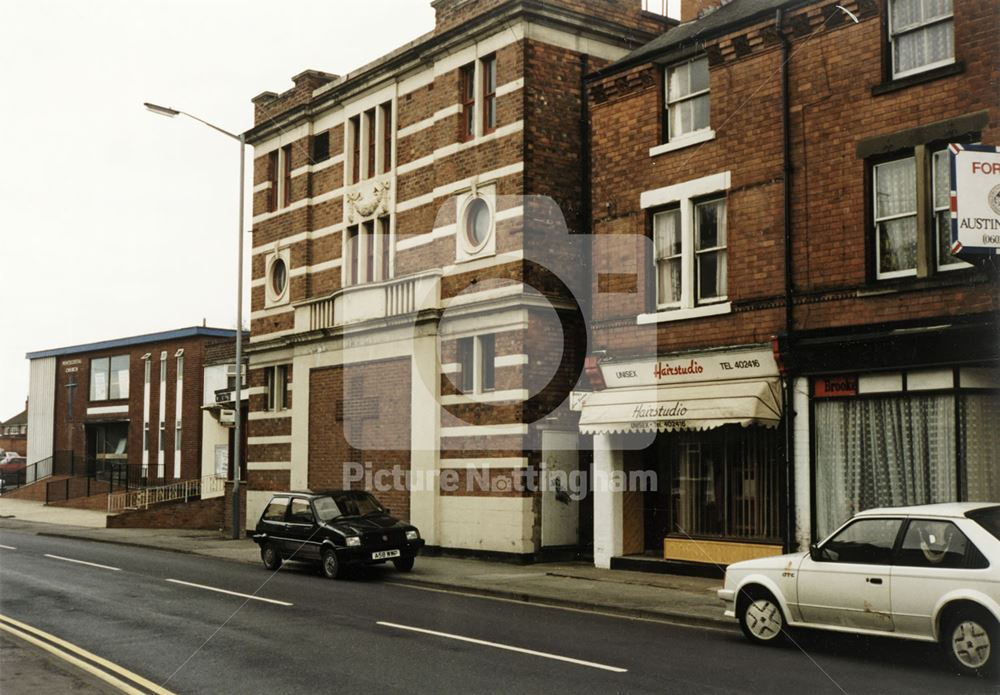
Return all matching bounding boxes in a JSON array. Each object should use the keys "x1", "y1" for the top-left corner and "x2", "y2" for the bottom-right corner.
[{"x1": 866, "y1": 577, "x2": 883, "y2": 585}]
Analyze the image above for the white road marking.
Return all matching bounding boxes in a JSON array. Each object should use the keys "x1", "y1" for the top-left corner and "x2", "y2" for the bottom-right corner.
[
  {"x1": 388, "y1": 582, "x2": 736, "y2": 634},
  {"x1": 377, "y1": 621, "x2": 628, "y2": 673},
  {"x1": 44, "y1": 554, "x2": 120, "y2": 572},
  {"x1": 0, "y1": 613, "x2": 175, "y2": 694},
  {"x1": 0, "y1": 544, "x2": 16, "y2": 550},
  {"x1": 165, "y1": 579, "x2": 293, "y2": 606}
]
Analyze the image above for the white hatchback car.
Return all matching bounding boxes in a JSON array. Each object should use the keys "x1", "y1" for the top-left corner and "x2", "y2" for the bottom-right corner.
[{"x1": 719, "y1": 502, "x2": 1000, "y2": 677}]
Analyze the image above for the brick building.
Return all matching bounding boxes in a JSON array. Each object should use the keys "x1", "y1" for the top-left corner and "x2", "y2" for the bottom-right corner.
[
  {"x1": 0, "y1": 405, "x2": 27, "y2": 456},
  {"x1": 582, "y1": 0, "x2": 999, "y2": 570},
  {"x1": 242, "y1": 0, "x2": 670, "y2": 556},
  {"x1": 25, "y1": 327, "x2": 246, "y2": 487}
]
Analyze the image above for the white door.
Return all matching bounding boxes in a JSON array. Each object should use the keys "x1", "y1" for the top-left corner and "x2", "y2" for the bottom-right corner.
[{"x1": 796, "y1": 517, "x2": 902, "y2": 631}]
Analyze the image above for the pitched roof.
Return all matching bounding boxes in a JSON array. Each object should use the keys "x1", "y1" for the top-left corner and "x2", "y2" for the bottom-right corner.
[{"x1": 598, "y1": 0, "x2": 796, "y2": 74}]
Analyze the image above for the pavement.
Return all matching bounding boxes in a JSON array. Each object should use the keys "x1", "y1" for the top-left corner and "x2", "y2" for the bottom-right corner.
[{"x1": 0, "y1": 496, "x2": 731, "y2": 630}]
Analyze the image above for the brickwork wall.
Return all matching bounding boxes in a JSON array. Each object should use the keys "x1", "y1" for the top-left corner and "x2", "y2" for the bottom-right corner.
[
  {"x1": 308, "y1": 359, "x2": 412, "y2": 520},
  {"x1": 107, "y1": 497, "x2": 225, "y2": 530},
  {"x1": 589, "y1": 0, "x2": 999, "y2": 360},
  {"x1": 50, "y1": 335, "x2": 217, "y2": 483}
]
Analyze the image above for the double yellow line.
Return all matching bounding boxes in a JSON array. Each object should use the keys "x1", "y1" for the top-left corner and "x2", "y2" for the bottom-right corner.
[{"x1": 0, "y1": 614, "x2": 174, "y2": 695}]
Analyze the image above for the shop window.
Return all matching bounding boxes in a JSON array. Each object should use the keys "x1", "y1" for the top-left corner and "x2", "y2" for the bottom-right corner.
[
  {"x1": 482, "y1": 55, "x2": 497, "y2": 134},
  {"x1": 90, "y1": 355, "x2": 130, "y2": 401},
  {"x1": 650, "y1": 425, "x2": 781, "y2": 544},
  {"x1": 664, "y1": 56, "x2": 710, "y2": 144},
  {"x1": 872, "y1": 146, "x2": 969, "y2": 280},
  {"x1": 653, "y1": 197, "x2": 727, "y2": 309},
  {"x1": 813, "y1": 389, "x2": 1000, "y2": 538},
  {"x1": 459, "y1": 63, "x2": 475, "y2": 142},
  {"x1": 311, "y1": 131, "x2": 330, "y2": 164},
  {"x1": 266, "y1": 365, "x2": 290, "y2": 412},
  {"x1": 888, "y1": 0, "x2": 953, "y2": 79}
]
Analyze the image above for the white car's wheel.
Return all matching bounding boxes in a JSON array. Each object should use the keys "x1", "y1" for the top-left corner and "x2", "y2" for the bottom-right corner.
[
  {"x1": 943, "y1": 608, "x2": 997, "y2": 677},
  {"x1": 738, "y1": 589, "x2": 785, "y2": 645}
]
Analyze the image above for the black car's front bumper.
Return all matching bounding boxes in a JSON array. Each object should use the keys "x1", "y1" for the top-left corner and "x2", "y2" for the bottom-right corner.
[{"x1": 338, "y1": 539, "x2": 425, "y2": 566}]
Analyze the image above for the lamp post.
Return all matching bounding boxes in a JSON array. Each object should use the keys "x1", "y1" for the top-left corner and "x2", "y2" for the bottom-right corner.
[{"x1": 144, "y1": 102, "x2": 246, "y2": 540}]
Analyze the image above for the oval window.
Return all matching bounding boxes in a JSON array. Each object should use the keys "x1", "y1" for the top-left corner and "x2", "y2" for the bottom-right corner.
[
  {"x1": 271, "y1": 257, "x2": 287, "y2": 296},
  {"x1": 465, "y1": 197, "x2": 492, "y2": 249}
]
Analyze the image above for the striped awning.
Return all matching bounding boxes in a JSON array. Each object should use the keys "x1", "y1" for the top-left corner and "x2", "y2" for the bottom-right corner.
[{"x1": 578, "y1": 378, "x2": 782, "y2": 435}]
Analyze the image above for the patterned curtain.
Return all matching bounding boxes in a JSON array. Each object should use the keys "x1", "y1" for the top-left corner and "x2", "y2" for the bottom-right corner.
[
  {"x1": 892, "y1": 0, "x2": 953, "y2": 74},
  {"x1": 814, "y1": 394, "x2": 956, "y2": 538},
  {"x1": 962, "y1": 393, "x2": 1000, "y2": 502}
]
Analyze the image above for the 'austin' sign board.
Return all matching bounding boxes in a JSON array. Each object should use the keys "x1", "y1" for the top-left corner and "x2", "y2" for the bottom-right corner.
[{"x1": 950, "y1": 143, "x2": 1000, "y2": 256}]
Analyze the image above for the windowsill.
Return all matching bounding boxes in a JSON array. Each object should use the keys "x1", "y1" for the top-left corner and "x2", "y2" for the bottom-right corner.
[
  {"x1": 871, "y1": 61, "x2": 963, "y2": 96},
  {"x1": 649, "y1": 129, "x2": 716, "y2": 157},
  {"x1": 861, "y1": 266, "x2": 980, "y2": 295},
  {"x1": 637, "y1": 301, "x2": 731, "y2": 325}
]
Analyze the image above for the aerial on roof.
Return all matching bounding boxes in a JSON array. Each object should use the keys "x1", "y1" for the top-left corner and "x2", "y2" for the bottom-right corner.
[{"x1": 26, "y1": 326, "x2": 242, "y2": 360}]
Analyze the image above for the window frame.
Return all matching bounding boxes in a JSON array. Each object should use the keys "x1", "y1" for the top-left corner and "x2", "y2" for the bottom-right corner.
[
  {"x1": 281, "y1": 144, "x2": 293, "y2": 207},
  {"x1": 869, "y1": 144, "x2": 971, "y2": 281},
  {"x1": 311, "y1": 131, "x2": 330, "y2": 164},
  {"x1": 266, "y1": 365, "x2": 290, "y2": 412},
  {"x1": 664, "y1": 56, "x2": 711, "y2": 144},
  {"x1": 887, "y1": 0, "x2": 955, "y2": 81},
  {"x1": 481, "y1": 54, "x2": 497, "y2": 135},
  {"x1": 459, "y1": 63, "x2": 476, "y2": 142},
  {"x1": 365, "y1": 109, "x2": 376, "y2": 180},
  {"x1": 652, "y1": 196, "x2": 728, "y2": 311},
  {"x1": 89, "y1": 355, "x2": 130, "y2": 401},
  {"x1": 266, "y1": 150, "x2": 279, "y2": 212},
  {"x1": 380, "y1": 102, "x2": 393, "y2": 174},
  {"x1": 350, "y1": 116, "x2": 361, "y2": 184}
]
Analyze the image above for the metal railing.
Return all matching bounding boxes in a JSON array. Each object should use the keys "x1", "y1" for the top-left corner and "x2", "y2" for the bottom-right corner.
[
  {"x1": 0, "y1": 455, "x2": 53, "y2": 492},
  {"x1": 107, "y1": 475, "x2": 226, "y2": 514},
  {"x1": 46, "y1": 459, "x2": 173, "y2": 504}
]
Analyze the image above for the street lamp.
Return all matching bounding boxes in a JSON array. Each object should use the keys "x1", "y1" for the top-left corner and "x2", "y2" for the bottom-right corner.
[{"x1": 144, "y1": 101, "x2": 246, "y2": 540}]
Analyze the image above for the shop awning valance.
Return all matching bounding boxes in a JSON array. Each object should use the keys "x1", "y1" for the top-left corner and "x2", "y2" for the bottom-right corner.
[{"x1": 578, "y1": 378, "x2": 783, "y2": 435}]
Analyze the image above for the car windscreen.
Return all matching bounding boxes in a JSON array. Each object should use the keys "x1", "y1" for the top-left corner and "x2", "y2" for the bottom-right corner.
[
  {"x1": 313, "y1": 496, "x2": 344, "y2": 522},
  {"x1": 968, "y1": 506, "x2": 1000, "y2": 542},
  {"x1": 331, "y1": 492, "x2": 385, "y2": 517}
]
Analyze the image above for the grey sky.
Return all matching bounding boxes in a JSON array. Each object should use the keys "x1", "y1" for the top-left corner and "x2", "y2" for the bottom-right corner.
[{"x1": 0, "y1": 0, "x2": 436, "y2": 422}]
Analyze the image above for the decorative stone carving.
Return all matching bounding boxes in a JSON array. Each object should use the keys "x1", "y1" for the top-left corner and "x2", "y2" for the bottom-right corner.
[{"x1": 346, "y1": 180, "x2": 392, "y2": 222}]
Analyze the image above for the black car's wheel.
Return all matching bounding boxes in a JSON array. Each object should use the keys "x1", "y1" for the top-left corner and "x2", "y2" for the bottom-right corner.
[
  {"x1": 737, "y1": 587, "x2": 786, "y2": 645},
  {"x1": 321, "y1": 548, "x2": 342, "y2": 580},
  {"x1": 393, "y1": 557, "x2": 415, "y2": 572},
  {"x1": 942, "y1": 607, "x2": 997, "y2": 677},
  {"x1": 261, "y1": 543, "x2": 282, "y2": 571}
]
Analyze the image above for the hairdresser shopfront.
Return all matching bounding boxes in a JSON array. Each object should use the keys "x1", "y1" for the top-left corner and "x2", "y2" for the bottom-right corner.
[{"x1": 579, "y1": 345, "x2": 786, "y2": 571}]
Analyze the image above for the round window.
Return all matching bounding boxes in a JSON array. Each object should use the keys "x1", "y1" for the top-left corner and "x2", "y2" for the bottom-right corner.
[
  {"x1": 465, "y1": 197, "x2": 492, "y2": 249},
  {"x1": 270, "y1": 257, "x2": 287, "y2": 296}
]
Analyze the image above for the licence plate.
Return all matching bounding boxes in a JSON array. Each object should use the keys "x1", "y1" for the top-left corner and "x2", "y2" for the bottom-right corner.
[{"x1": 372, "y1": 549, "x2": 401, "y2": 560}]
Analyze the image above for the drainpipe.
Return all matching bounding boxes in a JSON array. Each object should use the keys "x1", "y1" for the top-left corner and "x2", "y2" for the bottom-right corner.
[{"x1": 777, "y1": 8, "x2": 796, "y2": 553}]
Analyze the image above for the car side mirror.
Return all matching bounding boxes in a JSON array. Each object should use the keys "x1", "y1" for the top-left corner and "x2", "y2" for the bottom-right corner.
[
  {"x1": 383, "y1": 508, "x2": 391, "y2": 515},
  {"x1": 809, "y1": 543, "x2": 822, "y2": 562}
]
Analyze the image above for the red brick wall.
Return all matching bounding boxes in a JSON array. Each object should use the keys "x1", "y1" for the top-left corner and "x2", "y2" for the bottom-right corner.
[
  {"x1": 50, "y1": 334, "x2": 221, "y2": 483},
  {"x1": 107, "y1": 497, "x2": 224, "y2": 530},
  {"x1": 588, "y1": 0, "x2": 999, "y2": 359},
  {"x1": 308, "y1": 359, "x2": 412, "y2": 520}
]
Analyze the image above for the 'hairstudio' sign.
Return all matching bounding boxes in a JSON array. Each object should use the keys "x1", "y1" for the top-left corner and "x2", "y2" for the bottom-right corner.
[{"x1": 600, "y1": 348, "x2": 778, "y2": 389}]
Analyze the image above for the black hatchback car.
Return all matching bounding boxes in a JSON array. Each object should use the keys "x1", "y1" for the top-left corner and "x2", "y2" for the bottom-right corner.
[{"x1": 252, "y1": 490, "x2": 424, "y2": 579}]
